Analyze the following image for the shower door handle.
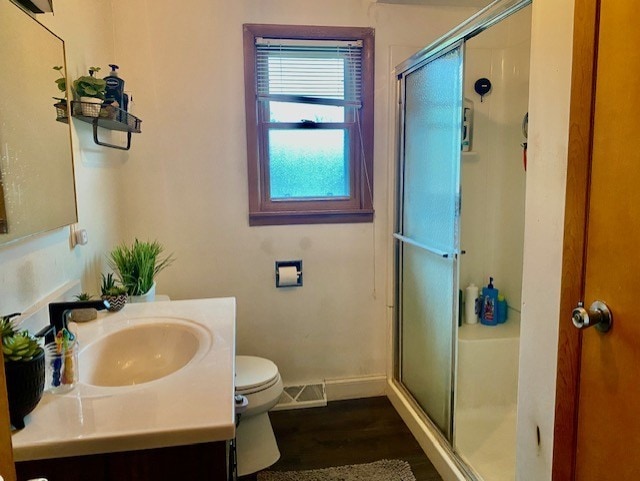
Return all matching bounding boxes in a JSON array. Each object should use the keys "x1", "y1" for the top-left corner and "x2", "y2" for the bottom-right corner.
[
  {"x1": 572, "y1": 300, "x2": 613, "y2": 332},
  {"x1": 393, "y1": 233, "x2": 452, "y2": 258}
]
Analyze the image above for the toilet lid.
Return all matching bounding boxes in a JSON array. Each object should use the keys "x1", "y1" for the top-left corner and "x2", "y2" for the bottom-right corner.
[{"x1": 235, "y1": 355, "x2": 279, "y2": 391}]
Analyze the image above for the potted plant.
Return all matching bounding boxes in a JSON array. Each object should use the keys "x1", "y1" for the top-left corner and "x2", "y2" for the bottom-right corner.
[
  {"x1": 72, "y1": 66, "x2": 106, "y2": 117},
  {"x1": 100, "y1": 273, "x2": 128, "y2": 312},
  {"x1": 1, "y1": 313, "x2": 45, "y2": 430},
  {"x1": 70, "y1": 292, "x2": 98, "y2": 322},
  {"x1": 108, "y1": 239, "x2": 174, "y2": 302},
  {"x1": 52, "y1": 65, "x2": 67, "y2": 119}
]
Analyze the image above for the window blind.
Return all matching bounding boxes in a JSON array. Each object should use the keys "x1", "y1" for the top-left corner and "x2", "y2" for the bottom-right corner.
[{"x1": 255, "y1": 38, "x2": 363, "y2": 108}]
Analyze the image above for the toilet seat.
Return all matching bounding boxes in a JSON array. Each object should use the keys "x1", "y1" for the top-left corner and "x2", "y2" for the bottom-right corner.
[{"x1": 236, "y1": 355, "x2": 280, "y2": 395}]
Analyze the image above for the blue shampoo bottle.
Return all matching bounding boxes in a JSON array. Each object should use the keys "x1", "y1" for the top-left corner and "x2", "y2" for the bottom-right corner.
[{"x1": 480, "y1": 277, "x2": 499, "y2": 326}]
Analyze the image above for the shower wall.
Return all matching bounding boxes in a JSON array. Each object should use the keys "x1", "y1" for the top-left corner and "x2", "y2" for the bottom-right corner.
[{"x1": 460, "y1": 8, "x2": 531, "y2": 313}]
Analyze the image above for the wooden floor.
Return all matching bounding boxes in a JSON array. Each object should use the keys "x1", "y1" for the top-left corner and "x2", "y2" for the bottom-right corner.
[{"x1": 240, "y1": 396, "x2": 443, "y2": 481}]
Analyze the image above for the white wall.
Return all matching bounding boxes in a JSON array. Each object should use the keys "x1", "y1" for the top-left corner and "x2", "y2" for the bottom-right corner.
[
  {"x1": 0, "y1": 1, "x2": 123, "y2": 316},
  {"x1": 108, "y1": 0, "x2": 478, "y2": 385},
  {"x1": 516, "y1": 0, "x2": 574, "y2": 480}
]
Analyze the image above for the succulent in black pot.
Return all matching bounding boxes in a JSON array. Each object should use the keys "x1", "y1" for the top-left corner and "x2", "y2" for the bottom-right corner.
[{"x1": 1, "y1": 313, "x2": 45, "y2": 430}]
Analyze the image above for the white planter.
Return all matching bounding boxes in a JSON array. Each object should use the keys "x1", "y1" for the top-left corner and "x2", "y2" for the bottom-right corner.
[
  {"x1": 130, "y1": 282, "x2": 156, "y2": 303},
  {"x1": 79, "y1": 96, "x2": 103, "y2": 117}
]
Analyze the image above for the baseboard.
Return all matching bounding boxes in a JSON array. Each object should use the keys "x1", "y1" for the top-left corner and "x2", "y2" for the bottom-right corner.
[
  {"x1": 387, "y1": 380, "x2": 466, "y2": 481},
  {"x1": 324, "y1": 375, "x2": 387, "y2": 402}
]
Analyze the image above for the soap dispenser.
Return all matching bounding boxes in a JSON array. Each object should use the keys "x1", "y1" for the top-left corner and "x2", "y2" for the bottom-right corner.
[
  {"x1": 104, "y1": 64, "x2": 125, "y2": 110},
  {"x1": 480, "y1": 277, "x2": 499, "y2": 326}
]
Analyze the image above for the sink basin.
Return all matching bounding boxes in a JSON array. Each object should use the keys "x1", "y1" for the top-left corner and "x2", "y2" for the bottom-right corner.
[{"x1": 79, "y1": 318, "x2": 208, "y2": 387}]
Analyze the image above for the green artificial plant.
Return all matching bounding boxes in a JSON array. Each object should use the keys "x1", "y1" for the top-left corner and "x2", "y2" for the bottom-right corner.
[
  {"x1": 0, "y1": 313, "x2": 18, "y2": 339},
  {"x1": 1, "y1": 314, "x2": 42, "y2": 362},
  {"x1": 72, "y1": 66, "x2": 106, "y2": 99},
  {"x1": 100, "y1": 272, "x2": 128, "y2": 296},
  {"x1": 108, "y1": 239, "x2": 175, "y2": 296},
  {"x1": 53, "y1": 65, "x2": 66, "y2": 100},
  {"x1": 2, "y1": 332, "x2": 42, "y2": 362}
]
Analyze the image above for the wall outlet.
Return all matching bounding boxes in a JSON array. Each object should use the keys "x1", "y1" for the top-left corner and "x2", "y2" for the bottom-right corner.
[{"x1": 70, "y1": 228, "x2": 88, "y2": 247}]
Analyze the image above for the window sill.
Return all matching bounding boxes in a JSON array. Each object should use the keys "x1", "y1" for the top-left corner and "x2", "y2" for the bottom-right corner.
[{"x1": 249, "y1": 209, "x2": 374, "y2": 226}]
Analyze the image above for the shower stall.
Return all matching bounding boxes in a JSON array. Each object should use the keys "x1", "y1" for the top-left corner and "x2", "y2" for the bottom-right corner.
[{"x1": 392, "y1": 1, "x2": 531, "y2": 480}]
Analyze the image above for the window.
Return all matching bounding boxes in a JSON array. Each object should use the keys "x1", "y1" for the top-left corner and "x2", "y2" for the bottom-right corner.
[{"x1": 243, "y1": 24, "x2": 375, "y2": 226}]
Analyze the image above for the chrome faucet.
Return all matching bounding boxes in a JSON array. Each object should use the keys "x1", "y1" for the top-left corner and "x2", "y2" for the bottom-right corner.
[{"x1": 37, "y1": 300, "x2": 110, "y2": 344}]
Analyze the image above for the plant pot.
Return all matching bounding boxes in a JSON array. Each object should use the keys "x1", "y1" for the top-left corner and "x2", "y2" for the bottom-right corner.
[
  {"x1": 101, "y1": 293, "x2": 128, "y2": 312},
  {"x1": 69, "y1": 308, "x2": 97, "y2": 322},
  {"x1": 130, "y1": 282, "x2": 156, "y2": 303},
  {"x1": 4, "y1": 350, "x2": 45, "y2": 430},
  {"x1": 79, "y1": 96, "x2": 103, "y2": 117}
]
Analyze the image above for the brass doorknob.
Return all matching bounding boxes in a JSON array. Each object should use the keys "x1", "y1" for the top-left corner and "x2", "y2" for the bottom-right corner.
[{"x1": 572, "y1": 300, "x2": 613, "y2": 333}]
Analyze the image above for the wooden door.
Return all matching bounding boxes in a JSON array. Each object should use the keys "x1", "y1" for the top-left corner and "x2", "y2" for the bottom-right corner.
[
  {"x1": 0, "y1": 350, "x2": 17, "y2": 481},
  {"x1": 554, "y1": 0, "x2": 640, "y2": 479},
  {"x1": 574, "y1": 0, "x2": 640, "y2": 478}
]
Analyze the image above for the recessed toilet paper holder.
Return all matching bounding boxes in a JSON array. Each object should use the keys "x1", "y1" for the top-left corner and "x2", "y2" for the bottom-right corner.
[{"x1": 275, "y1": 260, "x2": 303, "y2": 288}]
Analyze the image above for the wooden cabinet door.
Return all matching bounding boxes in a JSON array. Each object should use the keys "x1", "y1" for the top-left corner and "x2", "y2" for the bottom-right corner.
[{"x1": 0, "y1": 350, "x2": 16, "y2": 481}]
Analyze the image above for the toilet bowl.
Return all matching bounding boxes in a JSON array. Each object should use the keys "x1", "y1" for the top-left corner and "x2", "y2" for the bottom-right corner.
[{"x1": 235, "y1": 355, "x2": 283, "y2": 476}]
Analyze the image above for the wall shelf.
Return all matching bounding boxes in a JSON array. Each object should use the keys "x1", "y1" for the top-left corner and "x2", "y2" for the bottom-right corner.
[{"x1": 70, "y1": 100, "x2": 142, "y2": 151}]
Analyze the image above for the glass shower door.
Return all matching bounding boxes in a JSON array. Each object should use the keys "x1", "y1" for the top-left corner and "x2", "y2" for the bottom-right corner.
[{"x1": 395, "y1": 42, "x2": 463, "y2": 440}]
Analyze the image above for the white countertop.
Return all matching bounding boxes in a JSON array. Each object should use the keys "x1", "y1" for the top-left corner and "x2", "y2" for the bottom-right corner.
[{"x1": 11, "y1": 298, "x2": 236, "y2": 462}]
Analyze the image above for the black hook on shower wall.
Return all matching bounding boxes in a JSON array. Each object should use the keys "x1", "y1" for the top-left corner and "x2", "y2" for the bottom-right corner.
[{"x1": 474, "y1": 78, "x2": 492, "y2": 102}]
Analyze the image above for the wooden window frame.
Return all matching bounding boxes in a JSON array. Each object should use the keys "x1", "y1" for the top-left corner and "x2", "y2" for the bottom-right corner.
[{"x1": 243, "y1": 24, "x2": 375, "y2": 226}]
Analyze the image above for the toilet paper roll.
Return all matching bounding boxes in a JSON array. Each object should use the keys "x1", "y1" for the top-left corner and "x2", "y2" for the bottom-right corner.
[
  {"x1": 465, "y1": 284, "x2": 479, "y2": 324},
  {"x1": 278, "y1": 266, "x2": 299, "y2": 286}
]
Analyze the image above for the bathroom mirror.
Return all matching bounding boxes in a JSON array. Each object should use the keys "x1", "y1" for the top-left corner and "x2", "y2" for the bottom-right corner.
[{"x1": 0, "y1": 0, "x2": 77, "y2": 246}]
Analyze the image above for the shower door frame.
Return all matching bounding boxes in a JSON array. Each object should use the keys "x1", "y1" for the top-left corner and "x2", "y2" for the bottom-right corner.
[{"x1": 390, "y1": 0, "x2": 533, "y2": 479}]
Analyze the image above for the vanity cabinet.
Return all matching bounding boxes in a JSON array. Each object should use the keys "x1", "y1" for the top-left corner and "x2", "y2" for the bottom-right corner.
[
  {"x1": 16, "y1": 441, "x2": 228, "y2": 481},
  {"x1": 11, "y1": 299, "x2": 236, "y2": 480}
]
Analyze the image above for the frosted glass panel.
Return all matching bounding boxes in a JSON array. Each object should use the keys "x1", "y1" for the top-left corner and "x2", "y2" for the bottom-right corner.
[
  {"x1": 401, "y1": 244, "x2": 455, "y2": 435},
  {"x1": 269, "y1": 129, "x2": 349, "y2": 199},
  {"x1": 402, "y1": 47, "x2": 463, "y2": 251},
  {"x1": 397, "y1": 44, "x2": 463, "y2": 442}
]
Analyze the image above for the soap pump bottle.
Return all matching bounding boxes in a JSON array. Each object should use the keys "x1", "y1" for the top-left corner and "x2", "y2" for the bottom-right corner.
[
  {"x1": 104, "y1": 64, "x2": 125, "y2": 109},
  {"x1": 480, "y1": 277, "x2": 499, "y2": 326}
]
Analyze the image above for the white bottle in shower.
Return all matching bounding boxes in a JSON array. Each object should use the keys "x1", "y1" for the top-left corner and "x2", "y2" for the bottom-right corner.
[{"x1": 465, "y1": 283, "x2": 479, "y2": 324}]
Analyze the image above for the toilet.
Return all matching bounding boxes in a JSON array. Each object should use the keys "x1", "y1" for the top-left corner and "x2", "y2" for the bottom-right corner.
[{"x1": 235, "y1": 355, "x2": 284, "y2": 476}]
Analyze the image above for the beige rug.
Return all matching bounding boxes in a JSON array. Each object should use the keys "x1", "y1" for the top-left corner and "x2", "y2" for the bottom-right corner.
[{"x1": 257, "y1": 459, "x2": 417, "y2": 481}]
